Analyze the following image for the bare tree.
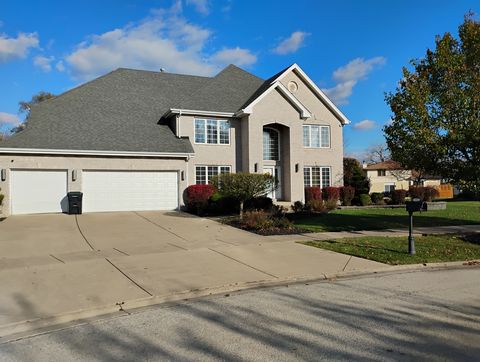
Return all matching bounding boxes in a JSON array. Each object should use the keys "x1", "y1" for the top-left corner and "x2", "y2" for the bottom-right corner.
[
  {"x1": 365, "y1": 144, "x2": 390, "y2": 164},
  {"x1": 12, "y1": 91, "x2": 55, "y2": 133}
]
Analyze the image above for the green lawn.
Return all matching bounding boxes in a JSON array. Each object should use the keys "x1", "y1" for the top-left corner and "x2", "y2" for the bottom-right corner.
[
  {"x1": 290, "y1": 201, "x2": 480, "y2": 232},
  {"x1": 302, "y1": 233, "x2": 480, "y2": 265}
]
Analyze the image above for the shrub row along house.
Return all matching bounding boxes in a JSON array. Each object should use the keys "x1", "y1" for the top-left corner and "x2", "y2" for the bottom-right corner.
[{"x1": 0, "y1": 64, "x2": 349, "y2": 216}]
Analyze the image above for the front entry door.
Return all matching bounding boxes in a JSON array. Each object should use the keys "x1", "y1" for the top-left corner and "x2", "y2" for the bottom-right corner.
[{"x1": 263, "y1": 166, "x2": 282, "y2": 200}]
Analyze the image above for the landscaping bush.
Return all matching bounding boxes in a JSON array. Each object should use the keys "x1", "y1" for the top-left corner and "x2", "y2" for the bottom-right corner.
[
  {"x1": 340, "y1": 186, "x2": 355, "y2": 206},
  {"x1": 244, "y1": 196, "x2": 273, "y2": 211},
  {"x1": 409, "y1": 186, "x2": 425, "y2": 201},
  {"x1": 305, "y1": 187, "x2": 322, "y2": 202},
  {"x1": 240, "y1": 210, "x2": 294, "y2": 234},
  {"x1": 322, "y1": 187, "x2": 341, "y2": 201},
  {"x1": 359, "y1": 194, "x2": 372, "y2": 206},
  {"x1": 306, "y1": 199, "x2": 325, "y2": 212},
  {"x1": 184, "y1": 184, "x2": 216, "y2": 215},
  {"x1": 324, "y1": 199, "x2": 338, "y2": 211},
  {"x1": 391, "y1": 189, "x2": 407, "y2": 204},
  {"x1": 291, "y1": 201, "x2": 304, "y2": 213},
  {"x1": 370, "y1": 192, "x2": 385, "y2": 205},
  {"x1": 423, "y1": 186, "x2": 440, "y2": 202},
  {"x1": 0, "y1": 193, "x2": 3, "y2": 206},
  {"x1": 207, "y1": 195, "x2": 239, "y2": 215}
]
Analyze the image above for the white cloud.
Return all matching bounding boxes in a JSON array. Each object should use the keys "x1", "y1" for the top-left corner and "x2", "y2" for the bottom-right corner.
[
  {"x1": 323, "y1": 56, "x2": 386, "y2": 105},
  {"x1": 209, "y1": 47, "x2": 256, "y2": 67},
  {"x1": 186, "y1": 0, "x2": 209, "y2": 15},
  {"x1": 0, "y1": 112, "x2": 20, "y2": 126},
  {"x1": 272, "y1": 31, "x2": 310, "y2": 55},
  {"x1": 353, "y1": 119, "x2": 376, "y2": 130},
  {"x1": 0, "y1": 32, "x2": 39, "y2": 63},
  {"x1": 64, "y1": 7, "x2": 256, "y2": 81},
  {"x1": 56, "y1": 60, "x2": 65, "y2": 72},
  {"x1": 34, "y1": 55, "x2": 55, "y2": 72}
]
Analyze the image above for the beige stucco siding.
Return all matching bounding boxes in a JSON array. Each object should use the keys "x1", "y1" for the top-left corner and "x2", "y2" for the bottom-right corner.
[
  {"x1": 248, "y1": 84, "x2": 344, "y2": 202},
  {"x1": 0, "y1": 155, "x2": 188, "y2": 216},
  {"x1": 177, "y1": 115, "x2": 240, "y2": 184}
]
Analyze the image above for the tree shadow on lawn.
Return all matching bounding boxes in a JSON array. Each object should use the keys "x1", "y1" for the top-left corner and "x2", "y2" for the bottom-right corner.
[{"x1": 290, "y1": 212, "x2": 480, "y2": 232}]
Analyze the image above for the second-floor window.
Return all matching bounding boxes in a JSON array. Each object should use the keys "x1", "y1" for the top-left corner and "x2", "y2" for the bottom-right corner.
[
  {"x1": 303, "y1": 125, "x2": 330, "y2": 148},
  {"x1": 195, "y1": 119, "x2": 230, "y2": 145}
]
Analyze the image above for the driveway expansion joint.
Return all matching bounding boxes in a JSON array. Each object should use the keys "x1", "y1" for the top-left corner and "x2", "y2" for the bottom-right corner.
[
  {"x1": 104, "y1": 258, "x2": 153, "y2": 297},
  {"x1": 133, "y1": 211, "x2": 189, "y2": 243},
  {"x1": 74, "y1": 215, "x2": 96, "y2": 251},
  {"x1": 208, "y1": 248, "x2": 279, "y2": 279}
]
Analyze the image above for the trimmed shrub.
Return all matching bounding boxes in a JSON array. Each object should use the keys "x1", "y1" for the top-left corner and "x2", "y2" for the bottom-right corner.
[
  {"x1": 305, "y1": 187, "x2": 322, "y2": 202},
  {"x1": 240, "y1": 210, "x2": 294, "y2": 233},
  {"x1": 322, "y1": 186, "x2": 341, "y2": 201},
  {"x1": 359, "y1": 194, "x2": 372, "y2": 206},
  {"x1": 291, "y1": 201, "x2": 304, "y2": 213},
  {"x1": 370, "y1": 192, "x2": 385, "y2": 205},
  {"x1": 424, "y1": 186, "x2": 440, "y2": 202},
  {"x1": 184, "y1": 184, "x2": 216, "y2": 215},
  {"x1": 340, "y1": 186, "x2": 355, "y2": 206},
  {"x1": 392, "y1": 189, "x2": 407, "y2": 204},
  {"x1": 244, "y1": 196, "x2": 273, "y2": 211}
]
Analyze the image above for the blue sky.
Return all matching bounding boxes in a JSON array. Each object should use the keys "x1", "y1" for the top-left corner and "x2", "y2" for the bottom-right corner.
[{"x1": 0, "y1": 0, "x2": 477, "y2": 158}]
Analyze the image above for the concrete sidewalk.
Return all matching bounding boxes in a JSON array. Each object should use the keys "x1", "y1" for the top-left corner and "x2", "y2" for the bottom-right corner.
[{"x1": 265, "y1": 224, "x2": 480, "y2": 242}]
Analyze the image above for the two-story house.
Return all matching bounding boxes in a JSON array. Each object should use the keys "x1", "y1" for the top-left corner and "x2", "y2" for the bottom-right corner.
[{"x1": 0, "y1": 63, "x2": 349, "y2": 215}]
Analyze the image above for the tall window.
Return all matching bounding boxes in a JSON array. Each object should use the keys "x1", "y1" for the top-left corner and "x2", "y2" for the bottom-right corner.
[
  {"x1": 263, "y1": 128, "x2": 279, "y2": 161},
  {"x1": 303, "y1": 125, "x2": 330, "y2": 148},
  {"x1": 195, "y1": 165, "x2": 231, "y2": 184},
  {"x1": 377, "y1": 169, "x2": 386, "y2": 176},
  {"x1": 304, "y1": 166, "x2": 331, "y2": 188},
  {"x1": 195, "y1": 119, "x2": 230, "y2": 144}
]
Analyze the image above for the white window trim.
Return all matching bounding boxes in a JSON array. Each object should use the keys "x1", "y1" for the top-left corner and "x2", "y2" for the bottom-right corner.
[
  {"x1": 194, "y1": 118, "x2": 231, "y2": 145},
  {"x1": 384, "y1": 182, "x2": 396, "y2": 192},
  {"x1": 303, "y1": 166, "x2": 332, "y2": 188},
  {"x1": 303, "y1": 125, "x2": 330, "y2": 148},
  {"x1": 195, "y1": 165, "x2": 232, "y2": 184}
]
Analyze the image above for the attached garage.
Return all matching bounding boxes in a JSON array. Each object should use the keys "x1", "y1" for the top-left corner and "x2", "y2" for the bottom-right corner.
[
  {"x1": 10, "y1": 170, "x2": 68, "y2": 215},
  {"x1": 82, "y1": 170, "x2": 179, "y2": 212}
]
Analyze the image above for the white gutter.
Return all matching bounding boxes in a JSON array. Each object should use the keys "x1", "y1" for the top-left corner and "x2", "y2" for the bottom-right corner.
[
  {"x1": 165, "y1": 108, "x2": 235, "y2": 118},
  {"x1": 0, "y1": 148, "x2": 195, "y2": 159}
]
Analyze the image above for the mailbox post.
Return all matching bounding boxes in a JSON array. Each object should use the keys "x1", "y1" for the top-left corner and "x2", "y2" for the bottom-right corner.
[{"x1": 405, "y1": 198, "x2": 424, "y2": 255}]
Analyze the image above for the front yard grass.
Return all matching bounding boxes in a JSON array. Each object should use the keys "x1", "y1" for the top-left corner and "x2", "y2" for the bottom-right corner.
[
  {"x1": 302, "y1": 233, "x2": 480, "y2": 265},
  {"x1": 290, "y1": 201, "x2": 480, "y2": 232}
]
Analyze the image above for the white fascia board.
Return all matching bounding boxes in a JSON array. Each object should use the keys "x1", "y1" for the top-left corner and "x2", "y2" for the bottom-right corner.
[
  {"x1": 241, "y1": 81, "x2": 311, "y2": 119},
  {"x1": 271, "y1": 63, "x2": 350, "y2": 125},
  {"x1": 166, "y1": 109, "x2": 235, "y2": 118},
  {"x1": 0, "y1": 148, "x2": 194, "y2": 159}
]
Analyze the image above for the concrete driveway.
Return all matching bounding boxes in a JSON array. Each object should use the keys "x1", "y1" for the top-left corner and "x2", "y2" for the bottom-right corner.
[{"x1": 0, "y1": 212, "x2": 386, "y2": 337}]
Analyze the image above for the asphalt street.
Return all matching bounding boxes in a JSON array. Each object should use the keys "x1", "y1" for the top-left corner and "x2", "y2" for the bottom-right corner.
[{"x1": 1, "y1": 267, "x2": 479, "y2": 361}]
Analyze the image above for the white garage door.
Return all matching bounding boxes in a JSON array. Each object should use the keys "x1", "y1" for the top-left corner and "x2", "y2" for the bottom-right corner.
[
  {"x1": 82, "y1": 171, "x2": 178, "y2": 212},
  {"x1": 11, "y1": 170, "x2": 68, "y2": 215}
]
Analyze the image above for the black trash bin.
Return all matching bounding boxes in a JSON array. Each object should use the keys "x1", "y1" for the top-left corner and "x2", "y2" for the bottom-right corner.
[{"x1": 67, "y1": 191, "x2": 83, "y2": 215}]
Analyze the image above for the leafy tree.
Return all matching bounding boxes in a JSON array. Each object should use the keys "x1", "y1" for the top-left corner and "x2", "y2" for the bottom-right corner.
[
  {"x1": 343, "y1": 158, "x2": 370, "y2": 196},
  {"x1": 384, "y1": 13, "x2": 480, "y2": 197},
  {"x1": 211, "y1": 173, "x2": 274, "y2": 219},
  {"x1": 12, "y1": 91, "x2": 55, "y2": 133}
]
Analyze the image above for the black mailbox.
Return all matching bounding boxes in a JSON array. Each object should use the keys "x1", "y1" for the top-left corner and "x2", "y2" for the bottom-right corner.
[
  {"x1": 67, "y1": 191, "x2": 83, "y2": 215},
  {"x1": 406, "y1": 198, "x2": 423, "y2": 213}
]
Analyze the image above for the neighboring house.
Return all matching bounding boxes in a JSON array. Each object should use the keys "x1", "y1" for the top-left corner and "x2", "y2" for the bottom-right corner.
[
  {"x1": 0, "y1": 63, "x2": 349, "y2": 216},
  {"x1": 365, "y1": 160, "x2": 442, "y2": 193}
]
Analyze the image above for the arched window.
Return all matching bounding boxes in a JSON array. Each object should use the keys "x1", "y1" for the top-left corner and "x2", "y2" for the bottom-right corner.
[{"x1": 263, "y1": 128, "x2": 280, "y2": 161}]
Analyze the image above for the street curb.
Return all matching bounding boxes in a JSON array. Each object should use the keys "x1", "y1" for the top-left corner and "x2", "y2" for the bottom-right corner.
[{"x1": 1, "y1": 260, "x2": 479, "y2": 342}]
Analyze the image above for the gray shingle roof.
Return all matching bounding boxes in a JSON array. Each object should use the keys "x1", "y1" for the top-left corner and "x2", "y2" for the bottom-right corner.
[{"x1": 0, "y1": 64, "x2": 267, "y2": 154}]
